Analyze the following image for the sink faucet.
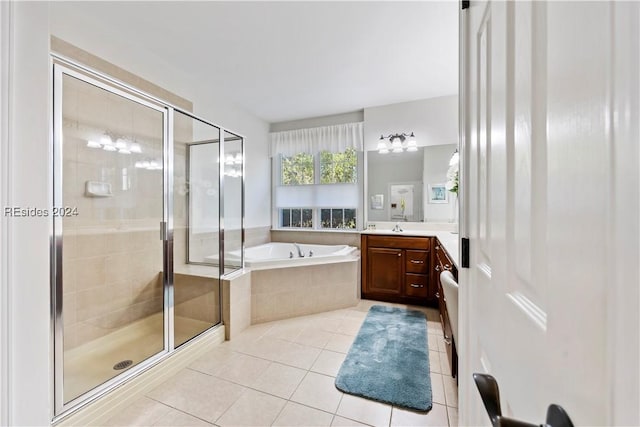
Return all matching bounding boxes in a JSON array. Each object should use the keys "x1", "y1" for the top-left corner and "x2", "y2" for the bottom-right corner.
[
  {"x1": 293, "y1": 243, "x2": 305, "y2": 257},
  {"x1": 392, "y1": 222, "x2": 403, "y2": 232}
]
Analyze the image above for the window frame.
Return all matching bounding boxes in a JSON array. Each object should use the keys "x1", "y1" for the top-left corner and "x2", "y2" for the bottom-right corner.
[{"x1": 272, "y1": 150, "x2": 363, "y2": 231}]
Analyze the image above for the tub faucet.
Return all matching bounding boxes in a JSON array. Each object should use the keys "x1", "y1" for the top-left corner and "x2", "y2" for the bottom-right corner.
[{"x1": 293, "y1": 243, "x2": 305, "y2": 257}]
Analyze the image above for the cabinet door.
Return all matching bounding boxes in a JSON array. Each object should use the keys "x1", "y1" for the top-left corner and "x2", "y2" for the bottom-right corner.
[{"x1": 366, "y1": 247, "x2": 403, "y2": 296}]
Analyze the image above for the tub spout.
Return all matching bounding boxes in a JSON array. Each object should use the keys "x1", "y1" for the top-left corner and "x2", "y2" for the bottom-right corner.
[{"x1": 293, "y1": 243, "x2": 305, "y2": 257}]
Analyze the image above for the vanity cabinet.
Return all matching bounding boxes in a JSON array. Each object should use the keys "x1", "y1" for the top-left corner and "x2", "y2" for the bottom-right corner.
[
  {"x1": 433, "y1": 242, "x2": 458, "y2": 378},
  {"x1": 361, "y1": 235, "x2": 436, "y2": 305}
]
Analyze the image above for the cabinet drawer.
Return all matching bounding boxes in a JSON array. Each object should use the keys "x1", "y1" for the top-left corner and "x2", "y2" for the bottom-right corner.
[
  {"x1": 405, "y1": 274, "x2": 429, "y2": 297},
  {"x1": 406, "y1": 250, "x2": 429, "y2": 273},
  {"x1": 366, "y1": 235, "x2": 430, "y2": 250}
]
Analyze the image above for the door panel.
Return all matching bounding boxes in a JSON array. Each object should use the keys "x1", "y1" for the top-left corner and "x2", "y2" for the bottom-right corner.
[
  {"x1": 56, "y1": 70, "x2": 166, "y2": 406},
  {"x1": 367, "y1": 247, "x2": 403, "y2": 295},
  {"x1": 461, "y1": 1, "x2": 639, "y2": 425}
]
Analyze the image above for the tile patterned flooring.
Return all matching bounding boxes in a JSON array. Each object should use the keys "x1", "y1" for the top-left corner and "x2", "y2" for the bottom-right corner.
[{"x1": 100, "y1": 300, "x2": 458, "y2": 426}]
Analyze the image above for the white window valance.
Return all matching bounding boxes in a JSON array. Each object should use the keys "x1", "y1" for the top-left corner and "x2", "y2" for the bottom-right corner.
[{"x1": 269, "y1": 122, "x2": 364, "y2": 157}]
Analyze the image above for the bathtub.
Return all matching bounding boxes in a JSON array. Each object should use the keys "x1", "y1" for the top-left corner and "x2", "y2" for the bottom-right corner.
[
  {"x1": 206, "y1": 242, "x2": 358, "y2": 271},
  {"x1": 206, "y1": 242, "x2": 360, "y2": 324}
]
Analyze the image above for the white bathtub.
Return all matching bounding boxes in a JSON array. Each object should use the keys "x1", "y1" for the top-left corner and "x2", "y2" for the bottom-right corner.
[{"x1": 206, "y1": 242, "x2": 358, "y2": 270}]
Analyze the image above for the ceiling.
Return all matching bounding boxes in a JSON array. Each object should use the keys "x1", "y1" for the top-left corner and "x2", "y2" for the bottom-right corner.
[{"x1": 50, "y1": 1, "x2": 458, "y2": 124}]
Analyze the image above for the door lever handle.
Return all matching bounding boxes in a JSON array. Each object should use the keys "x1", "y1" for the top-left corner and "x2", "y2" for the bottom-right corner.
[{"x1": 473, "y1": 373, "x2": 574, "y2": 427}]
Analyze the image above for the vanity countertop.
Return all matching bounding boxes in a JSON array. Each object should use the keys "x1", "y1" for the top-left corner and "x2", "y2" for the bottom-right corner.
[{"x1": 360, "y1": 229, "x2": 460, "y2": 268}]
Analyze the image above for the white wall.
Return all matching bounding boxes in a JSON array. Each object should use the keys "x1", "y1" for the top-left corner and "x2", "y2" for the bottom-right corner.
[
  {"x1": 363, "y1": 95, "x2": 458, "y2": 151},
  {"x1": 3, "y1": 2, "x2": 52, "y2": 425}
]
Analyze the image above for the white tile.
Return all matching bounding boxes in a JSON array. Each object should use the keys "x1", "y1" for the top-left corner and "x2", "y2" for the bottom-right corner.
[
  {"x1": 146, "y1": 369, "x2": 245, "y2": 423},
  {"x1": 390, "y1": 404, "x2": 450, "y2": 427},
  {"x1": 428, "y1": 333, "x2": 440, "y2": 351},
  {"x1": 447, "y1": 405, "x2": 459, "y2": 426},
  {"x1": 250, "y1": 362, "x2": 306, "y2": 399},
  {"x1": 437, "y1": 335, "x2": 447, "y2": 352},
  {"x1": 152, "y1": 408, "x2": 213, "y2": 426},
  {"x1": 336, "y1": 394, "x2": 392, "y2": 427},
  {"x1": 273, "y1": 340, "x2": 323, "y2": 370},
  {"x1": 188, "y1": 347, "x2": 237, "y2": 377},
  {"x1": 330, "y1": 416, "x2": 369, "y2": 426},
  {"x1": 103, "y1": 397, "x2": 171, "y2": 426},
  {"x1": 216, "y1": 389, "x2": 286, "y2": 426},
  {"x1": 290, "y1": 372, "x2": 343, "y2": 413},
  {"x1": 214, "y1": 353, "x2": 271, "y2": 387},
  {"x1": 429, "y1": 372, "x2": 446, "y2": 406},
  {"x1": 263, "y1": 321, "x2": 306, "y2": 342},
  {"x1": 324, "y1": 333, "x2": 355, "y2": 354},
  {"x1": 272, "y1": 401, "x2": 334, "y2": 426},
  {"x1": 429, "y1": 351, "x2": 442, "y2": 374},
  {"x1": 337, "y1": 318, "x2": 364, "y2": 336},
  {"x1": 295, "y1": 327, "x2": 335, "y2": 348},
  {"x1": 443, "y1": 375, "x2": 458, "y2": 408},
  {"x1": 311, "y1": 350, "x2": 347, "y2": 377}
]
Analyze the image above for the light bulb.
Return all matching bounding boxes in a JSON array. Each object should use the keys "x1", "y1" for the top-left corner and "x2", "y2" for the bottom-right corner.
[
  {"x1": 234, "y1": 153, "x2": 243, "y2": 164},
  {"x1": 130, "y1": 143, "x2": 142, "y2": 153},
  {"x1": 391, "y1": 139, "x2": 403, "y2": 150},
  {"x1": 103, "y1": 145, "x2": 117, "y2": 152},
  {"x1": 225, "y1": 155, "x2": 234, "y2": 165},
  {"x1": 115, "y1": 139, "x2": 127, "y2": 149},
  {"x1": 379, "y1": 147, "x2": 389, "y2": 154},
  {"x1": 100, "y1": 135, "x2": 112, "y2": 146},
  {"x1": 119, "y1": 148, "x2": 131, "y2": 154},
  {"x1": 407, "y1": 146, "x2": 418, "y2": 152},
  {"x1": 392, "y1": 147, "x2": 403, "y2": 153},
  {"x1": 376, "y1": 141, "x2": 387, "y2": 151},
  {"x1": 87, "y1": 140, "x2": 101, "y2": 148}
]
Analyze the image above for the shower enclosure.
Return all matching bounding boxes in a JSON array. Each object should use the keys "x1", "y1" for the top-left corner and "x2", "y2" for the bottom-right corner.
[{"x1": 51, "y1": 57, "x2": 244, "y2": 417}]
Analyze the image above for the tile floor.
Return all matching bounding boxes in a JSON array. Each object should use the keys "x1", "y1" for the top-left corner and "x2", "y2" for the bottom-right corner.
[{"x1": 100, "y1": 300, "x2": 458, "y2": 427}]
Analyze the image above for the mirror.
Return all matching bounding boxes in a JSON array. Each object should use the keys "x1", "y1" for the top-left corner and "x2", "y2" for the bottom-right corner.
[{"x1": 366, "y1": 143, "x2": 457, "y2": 223}]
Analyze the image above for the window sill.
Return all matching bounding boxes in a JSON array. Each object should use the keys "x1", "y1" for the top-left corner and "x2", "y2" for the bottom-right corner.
[{"x1": 271, "y1": 228, "x2": 361, "y2": 234}]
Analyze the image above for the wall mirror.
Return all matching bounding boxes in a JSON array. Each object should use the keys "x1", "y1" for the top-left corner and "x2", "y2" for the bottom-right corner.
[{"x1": 366, "y1": 143, "x2": 457, "y2": 224}]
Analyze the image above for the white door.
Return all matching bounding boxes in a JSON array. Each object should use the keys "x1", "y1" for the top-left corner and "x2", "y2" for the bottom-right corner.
[{"x1": 459, "y1": 1, "x2": 639, "y2": 426}]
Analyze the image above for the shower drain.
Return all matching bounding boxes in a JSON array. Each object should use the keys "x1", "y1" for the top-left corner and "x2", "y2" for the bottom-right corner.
[{"x1": 113, "y1": 360, "x2": 133, "y2": 370}]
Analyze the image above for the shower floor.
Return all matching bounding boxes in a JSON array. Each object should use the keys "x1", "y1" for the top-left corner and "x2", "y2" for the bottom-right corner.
[{"x1": 63, "y1": 313, "x2": 215, "y2": 403}]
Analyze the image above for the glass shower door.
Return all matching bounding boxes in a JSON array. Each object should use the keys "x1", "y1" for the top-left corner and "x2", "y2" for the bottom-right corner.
[{"x1": 54, "y1": 67, "x2": 167, "y2": 407}]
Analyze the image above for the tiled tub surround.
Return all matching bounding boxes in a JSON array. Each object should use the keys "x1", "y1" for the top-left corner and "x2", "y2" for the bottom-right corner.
[{"x1": 251, "y1": 260, "x2": 360, "y2": 324}]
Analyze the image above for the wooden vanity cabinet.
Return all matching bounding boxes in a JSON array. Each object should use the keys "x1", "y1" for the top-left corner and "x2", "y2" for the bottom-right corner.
[
  {"x1": 361, "y1": 235, "x2": 437, "y2": 305},
  {"x1": 433, "y1": 241, "x2": 459, "y2": 378}
]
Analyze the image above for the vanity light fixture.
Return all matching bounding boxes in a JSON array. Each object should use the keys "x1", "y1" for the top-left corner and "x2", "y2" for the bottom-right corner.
[{"x1": 377, "y1": 132, "x2": 417, "y2": 154}]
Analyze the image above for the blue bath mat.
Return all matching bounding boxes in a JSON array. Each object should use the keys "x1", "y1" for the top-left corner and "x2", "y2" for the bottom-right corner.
[{"x1": 335, "y1": 305, "x2": 432, "y2": 411}]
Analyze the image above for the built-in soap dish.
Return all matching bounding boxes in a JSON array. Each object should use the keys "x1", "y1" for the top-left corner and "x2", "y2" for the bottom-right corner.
[{"x1": 85, "y1": 181, "x2": 113, "y2": 197}]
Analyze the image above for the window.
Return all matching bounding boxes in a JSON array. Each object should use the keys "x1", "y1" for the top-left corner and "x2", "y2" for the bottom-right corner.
[
  {"x1": 320, "y1": 148, "x2": 357, "y2": 184},
  {"x1": 281, "y1": 208, "x2": 313, "y2": 228},
  {"x1": 281, "y1": 153, "x2": 314, "y2": 185},
  {"x1": 276, "y1": 149, "x2": 360, "y2": 230},
  {"x1": 270, "y1": 122, "x2": 363, "y2": 230},
  {"x1": 321, "y1": 208, "x2": 356, "y2": 229}
]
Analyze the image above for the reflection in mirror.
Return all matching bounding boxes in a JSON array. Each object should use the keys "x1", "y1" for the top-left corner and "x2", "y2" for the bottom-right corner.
[{"x1": 367, "y1": 143, "x2": 457, "y2": 223}]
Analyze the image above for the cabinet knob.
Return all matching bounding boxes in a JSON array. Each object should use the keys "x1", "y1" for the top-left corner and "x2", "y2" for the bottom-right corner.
[
  {"x1": 435, "y1": 292, "x2": 440, "y2": 298},
  {"x1": 410, "y1": 260, "x2": 424, "y2": 264},
  {"x1": 435, "y1": 265, "x2": 441, "y2": 271},
  {"x1": 435, "y1": 245, "x2": 441, "y2": 250},
  {"x1": 443, "y1": 264, "x2": 452, "y2": 271},
  {"x1": 398, "y1": 253, "x2": 402, "y2": 257},
  {"x1": 410, "y1": 284, "x2": 424, "y2": 288}
]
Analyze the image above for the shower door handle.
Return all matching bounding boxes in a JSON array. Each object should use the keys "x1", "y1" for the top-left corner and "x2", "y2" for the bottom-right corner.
[{"x1": 160, "y1": 221, "x2": 167, "y2": 241}]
